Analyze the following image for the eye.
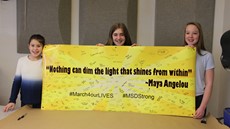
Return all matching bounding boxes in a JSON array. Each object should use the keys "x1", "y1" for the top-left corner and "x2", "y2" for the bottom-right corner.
[
  {"x1": 120, "y1": 33, "x2": 124, "y2": 36},
  {"x1": 113, "y1": 33, "x2": 118, "y2": 36}
]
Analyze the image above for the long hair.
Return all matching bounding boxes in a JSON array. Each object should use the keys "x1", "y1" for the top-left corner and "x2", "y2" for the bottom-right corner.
[
  {"x1": 183, "y1": 22, "x2": 206, "y2": 55},
  {"x1": 105, "y1": 23, "x2": 132, "y2": 46}
]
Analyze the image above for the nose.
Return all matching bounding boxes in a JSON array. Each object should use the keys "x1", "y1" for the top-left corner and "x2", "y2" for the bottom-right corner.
[
  {"x1": 190, "y1": 33, "x2": 194, "y2": 37},
  {"x1": 117, "y1": 35, "x2": 122, "y2": 39},
  {"x1": 34, "y1": 46, "x2": 39, "y2": 50},
  {"x1": 187, "y1": 34, "x2": 192, "y2": 38}
]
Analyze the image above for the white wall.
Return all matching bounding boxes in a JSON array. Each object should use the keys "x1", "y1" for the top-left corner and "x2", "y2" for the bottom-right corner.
[
  {"x1": 71, "y1": 0, "x2": 79, "y2": 44},
  {"x1": 0, "y1": 0, "x2": 230, "y2": 118},
  {"x1": 0, "y1": 0, "x2": 23, "y2": 108},
  {"x1": 208, "y1": 0, "x2": 230, "y2": 117},
  {"x1": 137, "y1": 1, "x2": 155, "y2": 46}
]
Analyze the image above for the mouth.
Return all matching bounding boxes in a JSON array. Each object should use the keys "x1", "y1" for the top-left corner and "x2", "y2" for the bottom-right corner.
[
  {"x1": 32, "y1": 50, "x2": 41, "y2": 55},
  {"x1": 187, "y1": 38, "x2": 194, "y2": 42},
  {"x1": 115, "y1": 40, "x2": 124, "y2": 44},
  {"x1": 187, "y1": 39, "x2": 196, "y2": 44}
]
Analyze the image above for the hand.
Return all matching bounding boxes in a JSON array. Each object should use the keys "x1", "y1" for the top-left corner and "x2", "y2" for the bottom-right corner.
[
  {"x1": 194, "y1": 107, "x2": 205, "y2": 119},
  {"x1": 96, "y1": 43, "x2": 105, "y2": 46},
  {"x1": 185, "y1": 45, "x2": 195, "y2": 48},
  {"x1": 3, "y1": 103, "x2": 15, "y2": 112},
  {"x1": 131, "y1": 43, "x2": 139, "y2": 46}
]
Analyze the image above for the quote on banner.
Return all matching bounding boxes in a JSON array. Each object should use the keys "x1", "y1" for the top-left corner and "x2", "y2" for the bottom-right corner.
[{"x1": 42, "y1": 45, "x2": 196, "y2": 117}]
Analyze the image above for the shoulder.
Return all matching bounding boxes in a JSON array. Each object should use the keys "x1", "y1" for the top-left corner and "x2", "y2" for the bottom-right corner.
[
  {"x1": 200, "y1": 50, "x2": 215, "y2": 68},
  {"x1": 17, "y1": 56, "x2": 42, "y2": 64},
  {"x1": 18, "y1": 56, "x2": 28, "y2": 60},
  {"x1": 197, "y1": 50, "x2": 214, "y2": 63},
  {"x1": 17, "y1": 56, "x2": 29, "y2": 63},
  {"x1": 200, "y1": 50, "x2": 213, "y2": 58}
]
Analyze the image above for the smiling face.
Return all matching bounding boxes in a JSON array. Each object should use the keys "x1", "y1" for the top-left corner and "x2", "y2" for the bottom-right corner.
[
  {"x1": 28, "y1": 39, "x2": 43, "y2": 60},
  {"x1": 185, "y1": 24, "x2": 200, "y2": 46},
  {"x1": 112, "y1": 28, "x2": 126, "y2": 46}
]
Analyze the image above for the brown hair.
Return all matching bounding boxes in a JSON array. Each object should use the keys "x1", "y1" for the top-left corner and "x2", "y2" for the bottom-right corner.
[
  {"x1": 105, "y1": 23, "x2": 132, "y2": 46},
  {"x1": 183, "y1": 22, "x2": 206, "y2": 55},
  {"x1": 28, "y1": 34, "x2": 45, "y2": 47}
]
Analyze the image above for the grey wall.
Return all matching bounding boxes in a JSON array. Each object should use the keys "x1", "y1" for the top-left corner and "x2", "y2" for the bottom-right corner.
[
  {"x1": 155, "y1": 0, "x2": 215, "y2": 52},
  {"x1": 17, "y1": 0, "x2": 71, "y2": 53},
  {"x1": 79, "y1": 0, "x2": 137, "y2": 45}
]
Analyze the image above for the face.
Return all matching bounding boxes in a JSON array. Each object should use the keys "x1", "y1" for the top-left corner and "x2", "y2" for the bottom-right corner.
[
  {"x1": 112, "y1": 28, "x2": 126, "y2": 46},
  {"x1": 185, "y1": 24, "x2": 199, "y2": 46},
  {"x1": 28, "y1": 39, "x2": 43, "y2": 60}
]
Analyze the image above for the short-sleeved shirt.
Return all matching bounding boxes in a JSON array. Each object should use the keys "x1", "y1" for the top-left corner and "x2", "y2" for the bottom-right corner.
[{"x1": 196, "y1": 50, "x2": 215, "y2": 96}]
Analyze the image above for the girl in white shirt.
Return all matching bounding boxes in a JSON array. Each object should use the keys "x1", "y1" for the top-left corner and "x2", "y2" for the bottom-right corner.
[{"x1": 184, "y1": 22, "x2": 214, "y2": 119}]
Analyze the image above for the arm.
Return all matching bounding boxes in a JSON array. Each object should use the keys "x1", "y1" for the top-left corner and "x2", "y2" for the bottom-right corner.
[
  {"x1": 9, "y1": 76, "x2": 22, "y2": 103},
  {"x1": 3, "y1": 76, "x2": 21, "y2": 112},
  {"x1": 3, "y1": 59, "x2": 22, "y2": 112},
  {"x1": 194, "y1": 68, "x2": 214, "y2": 119}
]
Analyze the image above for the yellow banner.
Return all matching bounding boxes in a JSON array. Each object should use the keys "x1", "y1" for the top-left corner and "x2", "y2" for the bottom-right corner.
[{"x1": 42, "y1": 45, "x2": 196, "y2": 117}]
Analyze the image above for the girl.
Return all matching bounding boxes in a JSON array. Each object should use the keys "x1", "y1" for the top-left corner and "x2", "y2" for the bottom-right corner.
[
  {"x1": 3, "y1": 34, "x2": 45, "y2": 112},
  {"x1": 184, "y1": 22, "x2": 214, "y2": 119},
  {"x1": 97, "y1": 23, "x2": 137, "y2": 46}
]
